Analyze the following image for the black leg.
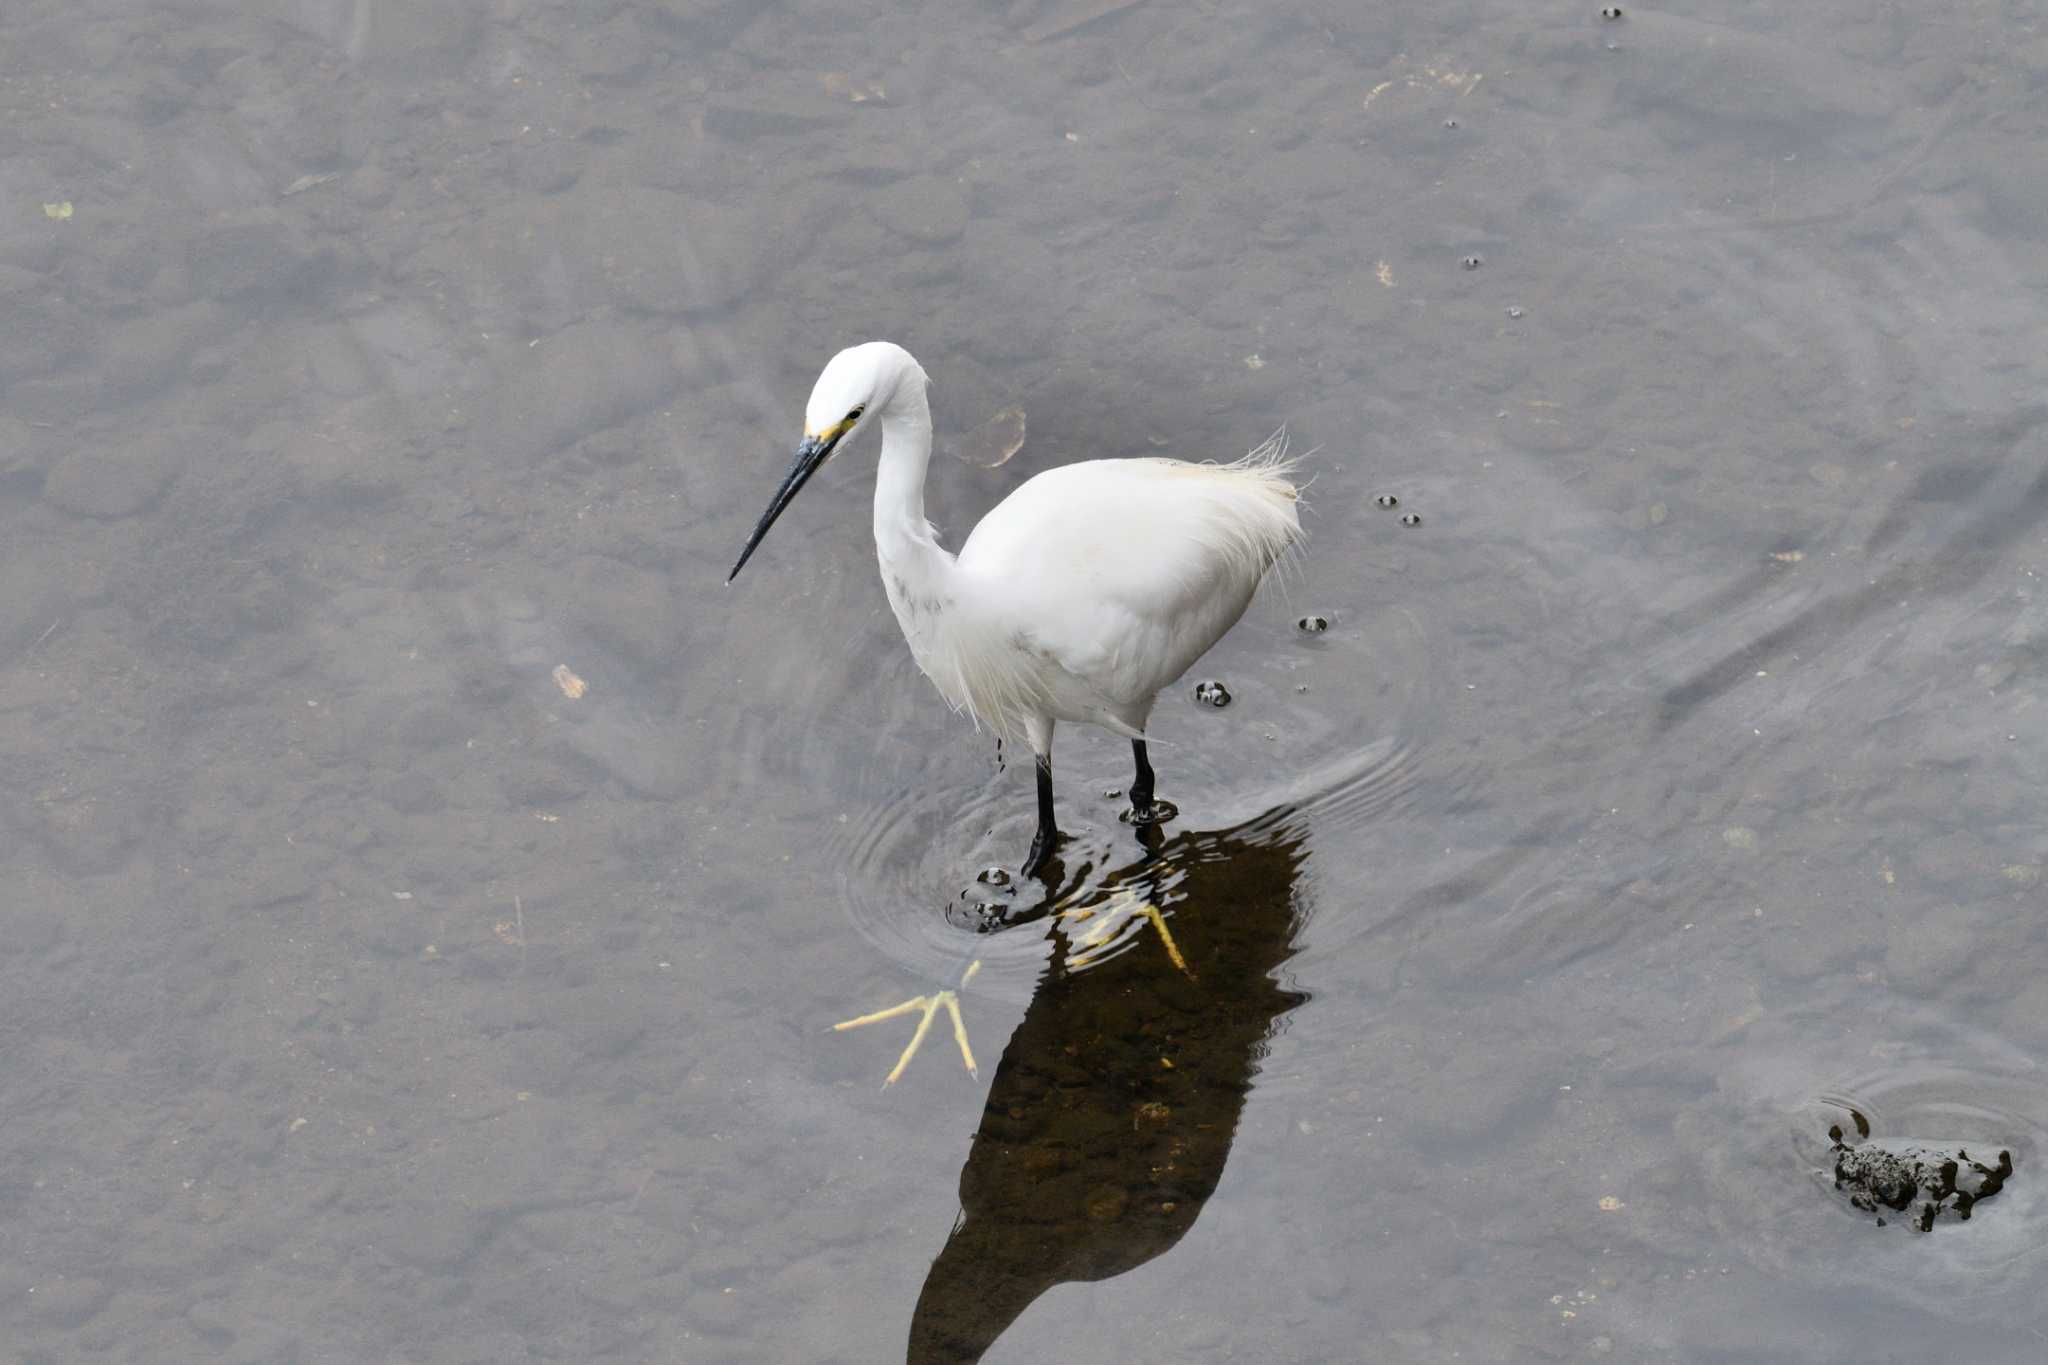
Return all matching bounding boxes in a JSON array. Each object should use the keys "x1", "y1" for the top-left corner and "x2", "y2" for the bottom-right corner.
[
  {"x1": 1022, "y1": 754, "x2": 1056, "y2": 879},
  {"x1": 1130, "y1": 739, "x2": 1155, "y2": 818},
  {"x1": 1125, "y1": 737, "x2": 1176, "y2": 830}
]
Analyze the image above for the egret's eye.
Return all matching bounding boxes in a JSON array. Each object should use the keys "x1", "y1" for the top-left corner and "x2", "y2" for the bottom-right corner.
[{"x1": 846, "y1": 405, "x2": 865, "y2": 422}]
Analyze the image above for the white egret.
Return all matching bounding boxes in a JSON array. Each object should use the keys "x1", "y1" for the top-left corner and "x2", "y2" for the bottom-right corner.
[{"x1": 728, "y1": 341, "x2": 1302, "y2": 878}]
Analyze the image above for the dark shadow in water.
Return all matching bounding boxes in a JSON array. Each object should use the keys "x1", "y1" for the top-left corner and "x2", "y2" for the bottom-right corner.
[{"x1": 905, "y1": 817, "x2": 1309, "y2": 1364}]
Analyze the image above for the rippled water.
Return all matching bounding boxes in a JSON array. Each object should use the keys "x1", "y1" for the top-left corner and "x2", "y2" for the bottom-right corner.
[{"x1": 4, "y1": 1, "x2": 2048, "y2": 1361}]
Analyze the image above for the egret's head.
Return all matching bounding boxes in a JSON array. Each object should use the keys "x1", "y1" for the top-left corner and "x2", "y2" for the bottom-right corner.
[
  {"x1": 803, "y1": 344, "x2": 888, "y2": 446},
  {"x1": 728, "y1": 342, "x2": 922, "y2": 582}
]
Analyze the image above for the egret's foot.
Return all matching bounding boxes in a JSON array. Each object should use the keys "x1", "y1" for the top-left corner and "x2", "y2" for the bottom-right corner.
[
  {"x1": 1058, "y1": 889, "x2": 1193, "y2": 976},
  {"x1": 1021, "y1": 829, "x2": 1057, "y2": 881},
  {"x1": 833, "y1": 961, "x2": 981, "y2": 1086},
  {"x1": 1119, "y1": 798, "x2": 1179, "y2": 827}
]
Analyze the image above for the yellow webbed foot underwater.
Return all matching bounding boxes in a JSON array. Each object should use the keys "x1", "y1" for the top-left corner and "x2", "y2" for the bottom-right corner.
[
  {"x1": 1059, "y1": 888, "x2": 1192, "y2": 977},
  {"x1": 833, "y1": 960, "x2": 982, "y2": 1086}
]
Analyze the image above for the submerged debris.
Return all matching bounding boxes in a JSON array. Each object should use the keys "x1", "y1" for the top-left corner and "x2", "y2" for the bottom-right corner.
[{"x1": 954, "y1": 406, "x2": 1026, "y2": 468}]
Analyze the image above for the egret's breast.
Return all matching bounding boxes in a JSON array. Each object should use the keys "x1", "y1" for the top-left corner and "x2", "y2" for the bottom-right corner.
[{"x1": 883, "y1": 572, "x2": 954, "y2": 677}]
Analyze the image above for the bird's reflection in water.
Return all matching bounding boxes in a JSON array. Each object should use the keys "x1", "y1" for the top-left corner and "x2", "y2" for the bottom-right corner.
[{"x1": 906, "y1": 816, "x2": 1308, "y2": 1364}]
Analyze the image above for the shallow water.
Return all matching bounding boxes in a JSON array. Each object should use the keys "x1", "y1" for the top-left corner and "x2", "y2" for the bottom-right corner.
[{"x1": 4, "y1": 1, "x2": 2048, "y2": 1360}]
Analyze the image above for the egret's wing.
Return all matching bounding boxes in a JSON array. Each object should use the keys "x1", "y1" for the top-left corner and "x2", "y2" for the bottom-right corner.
[{"x1": 957, "y1": 455, "x2": 1300, "y2": 712}]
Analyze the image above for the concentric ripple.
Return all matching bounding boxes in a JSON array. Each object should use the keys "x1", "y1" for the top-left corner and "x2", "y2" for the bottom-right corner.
[
  {"x1": 827, "y1": 770, "x2": 1089, "y2": 1000},
  {"x1": 1791, "y1": 1065, "x2": 2043, "y2": 1247},
  {"x1": 826, "y1": 583, "x2": 1459, "y2": 997},
  {"x1": 1695, "y1": 1045, "x2": 2048, "y2": 1323}
]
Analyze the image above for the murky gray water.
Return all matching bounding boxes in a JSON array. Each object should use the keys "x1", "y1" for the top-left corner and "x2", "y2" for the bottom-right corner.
[{"x1": 5, "y1": 1, "x2": 2048, "y2": 1360}]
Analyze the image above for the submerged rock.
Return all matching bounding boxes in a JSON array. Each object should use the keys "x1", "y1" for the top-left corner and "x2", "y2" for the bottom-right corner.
[{"x1": 1829, "y1": 1130, "x2": 2013, "y2": 1231}]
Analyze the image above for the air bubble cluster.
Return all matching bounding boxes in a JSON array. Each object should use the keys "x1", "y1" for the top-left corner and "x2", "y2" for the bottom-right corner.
[{"x1": 1193, "y1": 680, "x2": 1232, "y2": 708}]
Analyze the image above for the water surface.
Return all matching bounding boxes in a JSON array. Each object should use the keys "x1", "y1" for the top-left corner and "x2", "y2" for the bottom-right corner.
[{"x1": 4, "y1": 1, "x2": 2047, "y2": 1360}]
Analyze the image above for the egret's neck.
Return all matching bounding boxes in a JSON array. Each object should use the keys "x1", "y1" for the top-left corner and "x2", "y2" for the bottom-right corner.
[
  {"x1": 865, "y1": 361, "x2": 962, "y2": 696},
  {"x1": 872, "y1": 374, "x2": 948, "y2": 574}
]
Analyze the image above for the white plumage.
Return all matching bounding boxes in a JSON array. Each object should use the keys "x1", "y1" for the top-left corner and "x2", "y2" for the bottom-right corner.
[{"x1": 729, "y1": 341, "x2": 1303, "y2": 877}]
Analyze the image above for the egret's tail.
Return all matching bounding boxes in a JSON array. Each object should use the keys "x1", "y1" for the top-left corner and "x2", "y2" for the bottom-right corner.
[
  {"x1": 1231, "y1": 427, "x2": 1304, "y2": 486},
  {"x1": 1171, "y1": 428, "x2": 1307, "y2": 591}
]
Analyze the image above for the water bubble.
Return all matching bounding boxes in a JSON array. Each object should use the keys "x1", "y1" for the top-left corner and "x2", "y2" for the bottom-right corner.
[
  {"x1": 1120, "y1": 798, "x2": 1179, "y2": 826},
  {"x1": 1506, "y1": 305, "x2": 1524, "y2": 319},
  {"x1": 1193, "y1": 680, "x2": 1232, "y2": 708},
  {"x1": 1101, "y1": 786, "x2": 1124, "y2": 800},
  {"x1": 955, "y1": 864, "x2": 1020, "y2": 921},
  {"x1": 1460, "y1": 254, "x2": 1483, "y2": 270},
  {"x1": 947, "y1": 896, "x2": 1013, "y2": 931},
  {"x1": 1600, "y1": 5, "x2": 1624, "y2": 18},
  {"x1": 1375, "y1": 493, "x2": 1399, "y2": 509},
  {"x1": 1443, "y1": 118, "x2": 1458, "y2": 129},
  {"x1": 957, "y1": 866, "x2": 1017, "y2": 910},
  {"x1": 1401, "y1": 512, "x2": 1422, "y2": 527},
  {"x1": 1297, "y1": 614, "x2": 1330, "y2": 634}
]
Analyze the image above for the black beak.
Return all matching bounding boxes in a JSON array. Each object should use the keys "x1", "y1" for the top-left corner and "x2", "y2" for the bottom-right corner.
[{"x1": 728, "y1": 433, "x2": 838, "y2": 582}]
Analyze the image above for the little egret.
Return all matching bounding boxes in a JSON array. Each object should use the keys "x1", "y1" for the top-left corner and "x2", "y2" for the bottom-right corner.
[{"x1": 728, "y1": 341, "x2": 1302, "y2": 878}]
